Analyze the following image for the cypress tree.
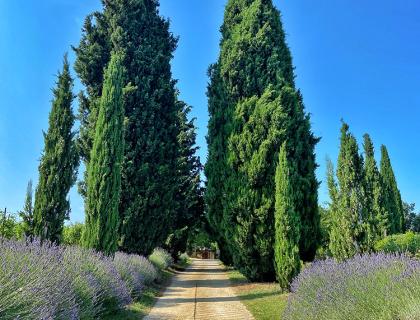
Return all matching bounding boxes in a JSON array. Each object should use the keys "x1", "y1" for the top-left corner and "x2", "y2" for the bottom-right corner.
[
  {"x1": 74, "y1": 0, "x2": 181, "y2": 255},
  {"x1": 206, "y1": 0, "x2": 319, "y2": 280},
  {"x1": 380, "y1": 145, "x2": 404, "y2": 234},
  {"x1": 274, "y1": 143, "x2": 301, "y2": 289},
  {"x1": 83, "y1": 52, "x2": 125, "y2": 255},
  {"x1": 363, "y1": 134, "x2": 388, "y2": 243},
  {"x1": 33, "y1": 55, "x2": 79, "y2": 244},
  {"x1": 166, "y1": 101, "x2": 203, "y2": 258},
  {"x1": 328, "y1": 122, "x2": 365, "y2": 260},
  {"x1": 19, "y1": 180, "x2": 35, "y2": 240}
]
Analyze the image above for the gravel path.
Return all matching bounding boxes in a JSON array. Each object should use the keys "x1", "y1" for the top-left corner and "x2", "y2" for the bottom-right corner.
[{"x1": 144, "y1": 259, "x2": 254, "y2": 320}]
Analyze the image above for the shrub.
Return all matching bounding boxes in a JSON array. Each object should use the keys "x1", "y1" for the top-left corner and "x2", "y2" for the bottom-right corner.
[
  {"x1": 374, "y1": 232, "x2": 420, "y2": 256},
  {"x1": 113, "y1": 252, "x2": 145, "y2": 297},
  {"x1": 0, "y1": 238, "x2": 78, "y2": 319},
  {"x1": 149, "y1": 248, "x2": 173, "y2": 270},
  {"x1": 63, "y1": 246, "x2": 131, "y2": 317},
  {"x1": 0, "y1": 238, "x2": 135, "y2": 319},
  {"x1": 63, "y1": 223, "x2": 84, "y2": 246},
  {"x1": 283, "y1": 253, "x2": 420, "y2": 320},
  {"x1": 127, "y1": 254, "x2": 158, "y2": 286}
]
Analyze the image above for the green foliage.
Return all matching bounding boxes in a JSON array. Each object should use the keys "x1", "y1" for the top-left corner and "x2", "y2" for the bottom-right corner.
[
  {"x1": 148, "y1": 248, "x2": 173, "y2": 270},
  {"x1": 75, "y1": 0, "x2": 191, "y2": 256},
  {"x1": 0, "y1": 211, "x2": 23, "y2": 239},
  {"x1": 374, "y1": 232, "x2": 420, "y2": 256},
  {"x1": 83, "y1": 52, "x2": 125, "y2": 255},
  {"x1": 363, "y1": 134, "x2": 388, "y2": 247},
  {"x1": 380, "y1": 145, "x2": 404, "y2": 234},
  {"x1": 274, "y1": 143, "x2": 301, "y2": 288},
  {"x1": 18, "y1": 180, "x2": 35, "y2": 240},
  {"x1": 328, "y1": 122, "x2": 365, "y2": 260},
  {"x1": 205, "y1": 0, "x2": 319, "y2": 281},
  {"x1": 63, "y1": 223, "x2": 84, "y2": 246},
  {"x1": 33, "y1": 55, "x2": 79, "y2": 244}
]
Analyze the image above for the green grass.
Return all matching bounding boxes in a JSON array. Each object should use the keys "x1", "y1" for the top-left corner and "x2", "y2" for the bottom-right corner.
[
  {"x1": 227, "y1": 269, "x2": 289, "y2": 320},
  {"x1": 103, "y1": 269, "x2": 173, "y2": 320}
]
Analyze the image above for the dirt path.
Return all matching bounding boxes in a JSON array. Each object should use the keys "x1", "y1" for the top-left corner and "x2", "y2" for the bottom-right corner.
[{"x1": 144, "y1": 259, "x2": 254, "y2": 320}]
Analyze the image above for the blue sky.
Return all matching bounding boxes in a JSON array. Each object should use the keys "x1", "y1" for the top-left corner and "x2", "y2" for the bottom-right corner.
[{"x1": 0, "y1": 1, "x2": 419, "y2": 222}]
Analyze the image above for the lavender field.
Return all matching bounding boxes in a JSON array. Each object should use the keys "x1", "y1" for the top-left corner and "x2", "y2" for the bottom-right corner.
[
  {"x1": 283, "y1": 253, "x2": 420, "y2": 320},
  {"x1": 0, "y1": 238, "x2": 169, "y2": 319}
]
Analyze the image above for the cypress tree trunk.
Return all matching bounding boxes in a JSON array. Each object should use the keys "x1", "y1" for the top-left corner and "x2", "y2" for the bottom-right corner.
[
  {"x1": 274, "y1": 143, "x2": 301, "y2": 289},
  {"x1": 33, "y1": 55, "x2": 79, "y2": 244},
  {"x1": 380, "y1": 145, "x2": 404, "y2": 234},
  {"x1": 74, "y1": 0, "x2": 182, "y2": 255},
  {"x1": 83, "y1": 52, "x2": 125, "y2": 255},
  {"x1": 206, "y1": 0, "x2": 319, "y2": 280}
]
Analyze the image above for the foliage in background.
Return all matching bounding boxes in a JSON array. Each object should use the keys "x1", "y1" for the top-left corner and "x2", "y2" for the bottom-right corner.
[
  {"x1": 205, "y1": 0, "x2": 319, "y2": 281},
  {"x1": 380, "y1": 145, "x2": 405, "y2": 234},
  {"x1": 63, "y1": 222, "x2": 84, "y2": 246},
  {"x1": 284, "y1": 253, "x2": 420, "y2": 320},
  {"x1": 403, "y1": 202, "x2": 420, "y2": 232},
  {"x1": 18, "y1": 180, "x2": 35, "y2": 240},
  {"x1": 274, "y1": 144, "x2": 301, "y2": 288},
  {"x1": 83, "y1": 52, "x2": 125, "y2": 255},
  {"x1": 375, "y1": 232, "x2": 420, "y2": 256},
  {"x1": 33, "y1": 55, "x2": 79, "y2": 244},
  {"x1": 0, "y1": 211, "x2": 23, "y2": 240}
]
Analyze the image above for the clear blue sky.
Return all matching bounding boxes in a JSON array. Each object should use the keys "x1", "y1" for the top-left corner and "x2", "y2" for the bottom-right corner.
[{"x1": 0, "y1": 1, "x2": 419, "y2": 222}]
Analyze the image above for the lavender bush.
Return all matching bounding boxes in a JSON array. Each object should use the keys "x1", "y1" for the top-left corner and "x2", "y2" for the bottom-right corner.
[
  {"x1": 283, "y1": 253, "x2": 420, "y2": 320},
  {"x1": 149, "y1": 248, "x2": 173, "y2": 270},
  {"x1": 0, "y1": 238, "x2": 78, "y2": 319},
  {"x1": 0, "y1": 238, "x2": 160, "y2": 319}
]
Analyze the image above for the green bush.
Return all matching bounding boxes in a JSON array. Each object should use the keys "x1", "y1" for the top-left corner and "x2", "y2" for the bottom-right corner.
[
  {"x1": 374, "y1": 232, "x2": 420, "y2": 256},
  {"x1": 63, "y1": 223, "x2": 84, "y2": 246},
  {"x1": 149, "y1": 248, "x2": 173, "y2": 270}
]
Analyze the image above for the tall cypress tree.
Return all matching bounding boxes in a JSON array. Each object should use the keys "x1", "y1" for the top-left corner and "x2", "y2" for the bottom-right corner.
[
  {"x1": 74, "y1": 0, "x2": 181, "y2": 255},
  {"x1": 274, "y1": 143, "x2": 300, "y2": 289},
  {"x1": 33, "y1": 55, "x2": 79, "y2": 244},
  {"x1": 380, "y1": 145, "x2": 404, "y2": 234},
  {"x1": 19, "y1": 180, "x2": 35, "y2": 240},
  {"x1": 328, "y1": 122, "x2": 365, "y2": 260},
  {"x1": 363, "y1": 134, "x2": 388, "y2": 244},
  {"x1": 83, "y1": 52, "x2": 125, "y2": 255},
  {"x1": 206, "y1": 0, "x2": 319, "y2": 280}
]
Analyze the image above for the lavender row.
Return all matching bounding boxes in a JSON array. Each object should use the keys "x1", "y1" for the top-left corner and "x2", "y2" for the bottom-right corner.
[{"x1": 0, "y1": 238, "x2": 160, "y2": 319}]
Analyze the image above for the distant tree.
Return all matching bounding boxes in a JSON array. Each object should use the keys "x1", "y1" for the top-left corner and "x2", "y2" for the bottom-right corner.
[
  {"x1": 83, "y1": 52, "x2": 125, "y2": 255},
  {"x1": 274, "y1": 143, "x2": 301, "y2": 288},
  {"x1": 402, "y1": 202, "x2": 417, "y2": 232},
  {"x1": 33, "y1": 55, "x2": 79, "y2": 244},
  {"x1": 363, "y1": 134, "x2": 388, "y2": 246},
  {"x1": 19, "y1": 180, "x2": 35, "y2": 240},
  {"x1": 328, "y1": 122, "x2": 365, "y2": 260},
  {"x1": 380, "y1": 145, "x2": 404, "y2": 234}
]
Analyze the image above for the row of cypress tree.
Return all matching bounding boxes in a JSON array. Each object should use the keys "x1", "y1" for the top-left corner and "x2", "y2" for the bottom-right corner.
[
  {"x1": 29, "y1": 0, "x2": 202, "y2": 257},
  {"x1": 205, "y1": 0, "x2": 320, "y2": 283},
  {"x1": 326, "y1": 122, "x2": 404, "y2": 260}
]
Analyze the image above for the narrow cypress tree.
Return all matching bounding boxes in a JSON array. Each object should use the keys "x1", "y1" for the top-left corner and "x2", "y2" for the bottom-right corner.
[
  {"x1": 274, "y1": 143, "x2": 301, "y2": 288},
  {"x1": 380, "y1": 145, "x2": 404, "y2": 234},
  {"x1": 206, "y1": 0, "x2": 319, "y2": 280},
  {"x1": 328, "y1": 122, "x2": 365, "y2": 260},
  {"x1": 19, "y1": 180, "x2": 35, "y2": 240},
  {"x1": 75, "y1": 0, "x2": 181, "y2": 255},
  {"x1": 83, "y1": 52, "x2": 125, "y2": 255},
  {"x1": 363, "y1": 134, "x2": 388, "y2": 243},
  {"x1": 33, "y1": 55, "x2": 79, "y2": 244}
]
